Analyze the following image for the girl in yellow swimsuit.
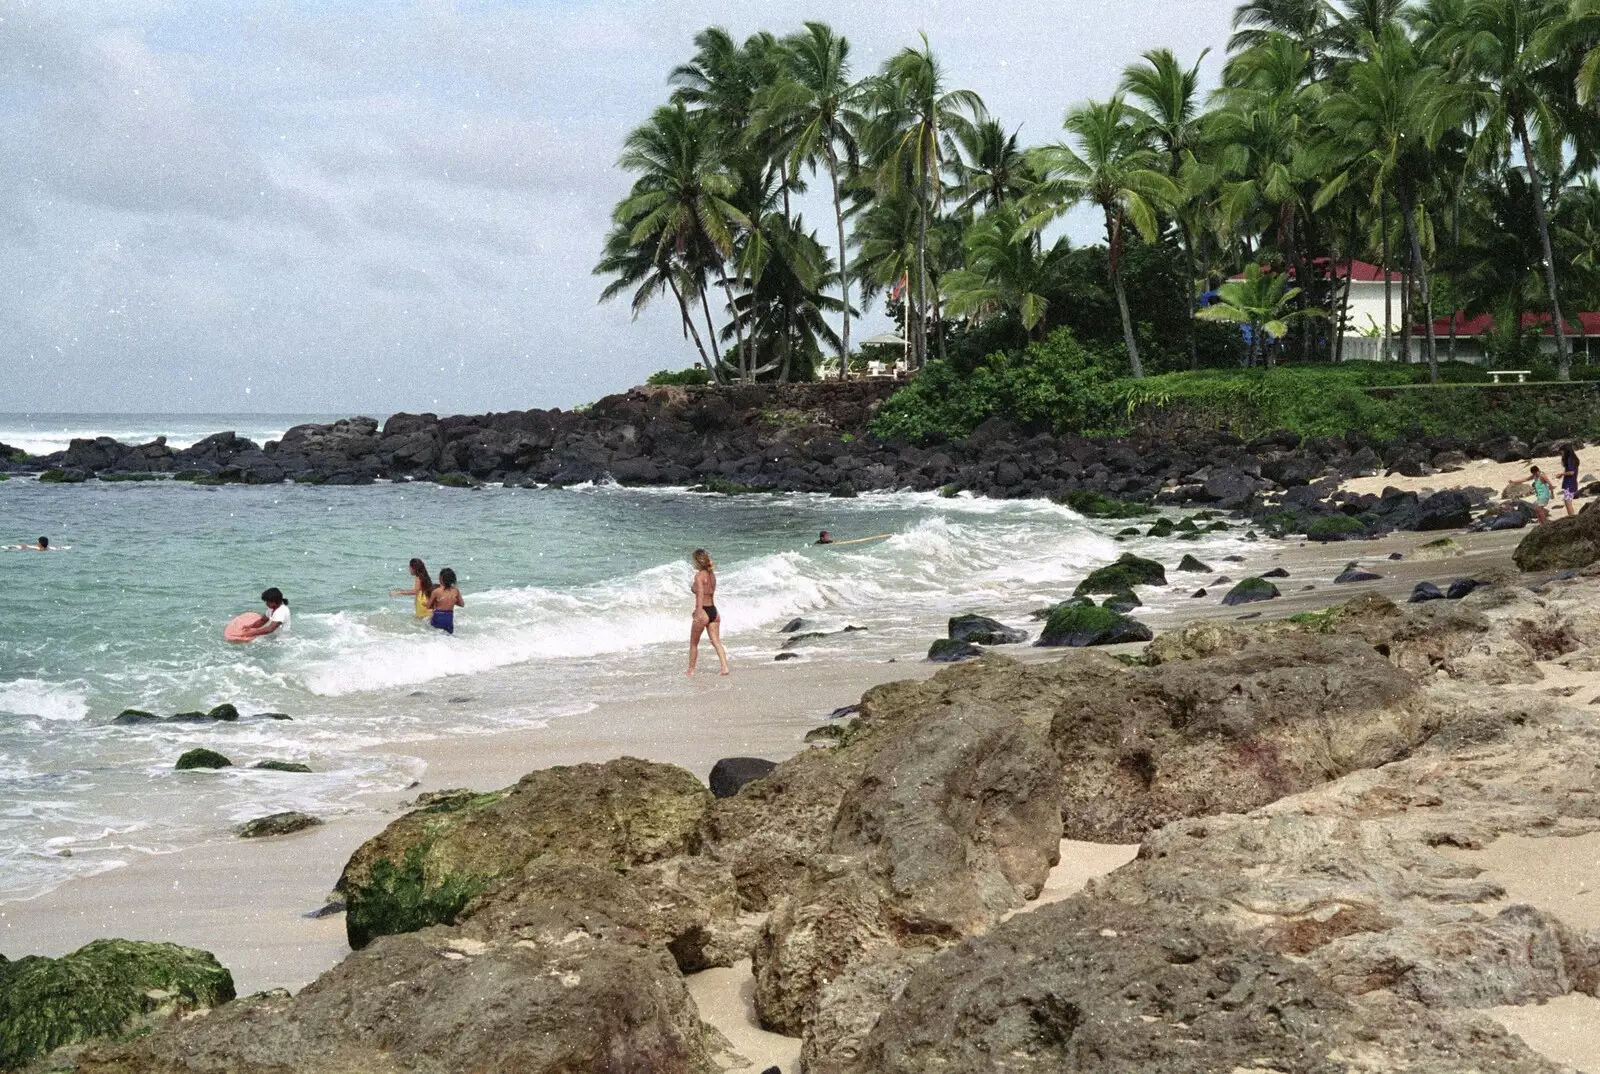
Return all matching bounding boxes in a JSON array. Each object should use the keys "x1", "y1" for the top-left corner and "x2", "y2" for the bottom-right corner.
[{"x1": 391, "y1": 558, "x2": 435, "y2": 619}]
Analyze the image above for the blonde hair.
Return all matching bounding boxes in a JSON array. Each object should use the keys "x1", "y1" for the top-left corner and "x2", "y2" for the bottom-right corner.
[{"x1": 692, "y1": 549, "x2": 714, "y2": 572}]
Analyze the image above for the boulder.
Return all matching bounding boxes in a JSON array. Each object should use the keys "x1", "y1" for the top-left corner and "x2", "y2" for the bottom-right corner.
[
  {"x1": 947, "y1": 614, "x2": 1028, "y2": 645},
  {"x1": 1513, "y1": 507, "x2": 1600, "y2": 571},
  {"x1": 708, "y1": 756, "x2": 777, "y2": 799},
  {"x1": 1409, "y1": 582, "x2": 1446, "y2": 603},
  {"x1": 1406, "y1": 490, "x2": 1474, "y2": 532},
  {"x1": 1175, "y1": 553, "x2": 1210, "y2": 573},
  {"x1": 928, "y1": 639, "x2": 983, "y2": 662},
  {"x1": 237, "y1": 812, "x2": 323, "y2": 838},
  {"x1": 0, "y1": 940, "x2": 235, "y2": 1070},
  {"x1": 77, "y1": 911, "x2": 720, "y2": 1074},
  {"x1": 835, "y1": 898, "x2": 1558, "y2": 1074},
  {"x1": 174, "y1": 748, "x2": 232, "y2": 770},
  {"x1": 1035, "y1": 604, "x2": 1152, "y2": 647},
  {"x1": 113, "y1": 708, "x2": 158, "y2": 724},
  {"x1": 1333, "y1": 567, "x2": 1383, "y2": 584},
  {"x1": 206, "y1": 703, "x2": 239, "y2": 722},
  {"x1": 337, "y1": 757, "x2": 710, "y2": 948},
  {"x1": 1307, "y1": 514, "x2": 1367, "y2": 542},
  {"x1": 1099, "y1": 592, "x2": 1140, "y2": 614},
  {"x1": 1072, "y1": 553, "x2": 1166, "y2": 595},
  {"x1": 249, "y1": 760, "x2": 312, "y2": 773},
  {"x1": 1220, "y1": 577, "x2": 1280, "y2": 606},
  {"x1": 1446, "y1": 578, "x2": 1483, "y2": 600}
]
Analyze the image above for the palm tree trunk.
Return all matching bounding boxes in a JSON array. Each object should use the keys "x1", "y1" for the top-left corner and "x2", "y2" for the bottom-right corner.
[
  {"x1": 1181, "y1": 221, "x2": 1199, "y2": 370},
  {"x1": 826, "y1": 147, "x2": 851, "y2": 379},
  {"x1": 1399, "y1": 183, "x2": 1439, "y2": 383},
  {"x1": 915, "y1": 191, "x2": 930, "y2": 369},
  {"x1": 699, "y1": 282, "x2": 726, "y2": 383},
  {"x1": 1517, "y1": 116, "x2": 1571, "y2": 380},
  {"x1": 1382, "y1": 191, "x2": 1393, "y2": 362},
  {"x1": 669, "y1": 276, "x2": 718, "y2": 382},
  {"x1": 1448, "y1": 192, "x2": 1459, "y2": 363},
  {"x1": 1400, "y1": 267, "x2": 1411, "y2": 364},
  {"x1": 717, "y1": 263, "x2": 751, "y2": 383},
  {"x1": 1108, "y1": 210, "x2": 1143, "y2": 378}
]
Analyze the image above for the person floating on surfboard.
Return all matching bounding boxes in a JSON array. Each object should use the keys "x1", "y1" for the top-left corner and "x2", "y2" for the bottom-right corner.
[
  {"x1": 2, "y1": 536, "x2": 65, "y2": 551},
  {"x1": 816, "y1": 530, "x2": 833, "y2": 544},
  {"x1": 814, "y1": 530, "x2": 891, "y2": 547}
]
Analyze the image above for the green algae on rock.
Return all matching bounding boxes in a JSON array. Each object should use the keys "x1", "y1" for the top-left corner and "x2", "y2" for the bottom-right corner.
[
  {"x1": 174, "y1": 748, "x2": 232, "y2": 770},
  {"x1": 1036, "y1": 604, "x2": 1153, "y2": 647},
  {"x1": 0, "y1": 939, "x2": 234, "y2": 1070},
  {"x1": 249, "y1": 760, "x2": 312, "y2": 773},
  {"x1": 1073, "y1": 553, "x2": 1167, "y2": 596},
  {"x1": 1221, "y1": 577, "x2": 1281, "y2": 606},
  {"x1": 337, "y1": 757, "x2": 711, "y2": 949}
]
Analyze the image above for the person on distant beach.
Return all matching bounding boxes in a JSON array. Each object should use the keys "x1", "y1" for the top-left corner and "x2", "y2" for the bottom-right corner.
[
  {"x1": 428, "y1": 568, "x2": 464, "y2": 634},
  {"x1": 391, "y1": 558, "x2": 435, "y2": 619},
  {"x1": 1560, "y1": 445, "x2": 1582, "y2": 516},
  {"x1": 1530, "y1": 466, "x2": 1553, "y2": 525},
  {"x1": 2, "y1": 536, "x2": 58, "y2": 551},
  {"x1": 816, "y1": 530, "x2": 834, "y2": 544},
  {"x1": 687, "y1": 548, "x2": 729, "y2": 677},
  {"x1": 240, "y1": 588, "x2": 291, "y2": 638}
]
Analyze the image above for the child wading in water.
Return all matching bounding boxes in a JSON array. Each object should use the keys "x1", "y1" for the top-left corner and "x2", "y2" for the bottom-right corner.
[
  {"x1": 428, "y1": 568, "x2": 464, "y2": 634},
  {"x1": 1530, "y1": 466, "x2": 1553, "y2": 525}
]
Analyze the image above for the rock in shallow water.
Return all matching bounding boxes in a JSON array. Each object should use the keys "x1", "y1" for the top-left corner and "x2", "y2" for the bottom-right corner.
[
  {"x1": 1035, "y1": 605, "x2": 1152, "y2": 647},
  {"x1": 174, "y1": 748, "x2": 231, "y2": 770},
  {"x1": 1220, "y1": 577, "x2": 1280, "y2": 606},
  {"x1": 946, "y1": 614, "x2": 1028, "y2": 645},
  {"x1": 237, "y1": 812, "x2": 323, "y2": 838},
  {"x1": 928, "y1": 638, "x2": 984, "y2": 662}
]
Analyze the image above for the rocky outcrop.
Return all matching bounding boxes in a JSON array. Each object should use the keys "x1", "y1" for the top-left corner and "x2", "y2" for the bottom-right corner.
[
  {"x1": 77, "y1": 906, "x2": 724, "y2": 1074},
  {"x1": 1514, "y1": 504, "x2": 1600, "y2": 570},
  {"x1": 0, "y1": 940, "x2": 235, "y2": 1070},
  {"x1": 337, "y1": 757, "x2": 710, "y2": 948}
]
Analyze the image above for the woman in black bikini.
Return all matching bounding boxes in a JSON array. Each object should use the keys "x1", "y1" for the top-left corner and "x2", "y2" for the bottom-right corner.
[{"x1": 688, "y1": 548, "x2": 730, "y2": 677}]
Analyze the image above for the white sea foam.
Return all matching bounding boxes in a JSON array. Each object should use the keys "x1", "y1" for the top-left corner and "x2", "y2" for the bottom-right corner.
[{"x1": 0, "y1": 678, "x2": 90, "y2": 722}]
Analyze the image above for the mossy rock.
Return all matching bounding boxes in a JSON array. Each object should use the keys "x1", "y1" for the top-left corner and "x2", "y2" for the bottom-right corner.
[
  {"x1": 171, "y1": 470, "x2": 212, "y2": 482},
  {"x1": 1145, "y1": 518, "x2": 1175, "y2": 538},
  {"x1": 1055, "y1": 490, "x2": 1150, "y2": 519},
  {"x1": 237, "y1": 811, "x2": 323, "y2": 838},
  {"x1": 947, "y1": 614, "x2": 1028, "y2": 645},
  {"x1": 829, "y1": 482, "x2": 859, "y2": 498},
  {"x1": 206, "y1": 703, "x2": 240, "y2": 722},
  {"x1": 1116, "y1": 526, "x2": 1141, "y2": 536},
  {"x1": 1100, "y1": 590, "x2": 1142, "y2": 613},
  {"x1": 928, "y1": 638, "x2": 983, "y2": 663},
  {"x1": 433, "y1": 472, "x2": 478, "y2": 488},
  {"x1": 37, "y1": 469, "x2": 87, "y2": 484},
  {"x1": 174, "y1": 748, "x2": 233, "y2": 770},
  {"x1": 1176, "y1": 554, "x2": 1211, "y2": 573},
  {"x1": 251, "y1": 760, "x2": 313, "y2": 773},
  {"x1": 1074, "y1": 553, "x2": 1167, "y2": 595},
  {"x1": 1036, "y1": 604, "x2": 1153, "y2": 647},
  {"x1": 0, "y1": 939, "x2": 234, "y2": 1069},
  {"x1": 1306, "y1": 515, "x2": 1368, "y2": 542},
  {"x1": 1205, "y1": 520, "x2": 1231, "y2": 531},
  {"x1": 99, "y1": 472, "x2": 162, "y2": 482},
  {"x1": 1174, "y1": 518, "x2": 1199, "y2": 533},
  {"x1": 337, "y1": 757, "x2": 710, "y2": 949},
  {"x1": 190, "y1": 474, "x2": 238, "y2": 486},
  {"x1": 0, "y1": 473, "x2": 8, "y2": 482},
  {"x1": 112, "y1": 708, "x2": 158, "y2": 725},
  {"x1": 1221, "y1": 577, "x2": 1282, "y2": 607},
  {"x1": 293, "y1": 473, "x2": 329, "y2": 485}
]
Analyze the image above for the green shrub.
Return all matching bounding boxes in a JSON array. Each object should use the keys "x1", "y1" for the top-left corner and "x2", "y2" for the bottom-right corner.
[{"x1": 646, "y1": 367, "x2": 711, "y2": 387}]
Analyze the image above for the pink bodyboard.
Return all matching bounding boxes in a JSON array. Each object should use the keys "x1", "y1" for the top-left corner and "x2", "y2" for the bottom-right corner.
[{"x1": 224, "y1": 613, "x2": 267, "y2": 643}]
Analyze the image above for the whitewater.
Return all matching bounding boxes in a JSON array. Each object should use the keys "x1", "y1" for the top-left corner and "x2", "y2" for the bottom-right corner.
[{"x1": 0, "y1": 431, "x2": 1253, "y2": 901}]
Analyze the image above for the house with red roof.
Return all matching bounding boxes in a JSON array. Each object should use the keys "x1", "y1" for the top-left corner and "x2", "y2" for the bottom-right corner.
[{"x1": 1423, "y1": 311, "x2": 1600, "y2": 364}]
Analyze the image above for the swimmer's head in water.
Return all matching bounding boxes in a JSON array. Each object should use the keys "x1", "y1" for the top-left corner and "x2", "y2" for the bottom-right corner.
[
  {"x1": 439, "y1": 567, "x2": 457, "y2": 588},
  {"x1": 692, "y1": 549, "x2": 713, "y2": 572},
  {"x1": 37, "y1": 537, "x2": 47, "y2": 549},
  {"x1": 261, "y1": 586, "x2": 286, "y2": 607},
  {"x1": 818, "y1": 531, "x2": 830, "y2": 541}
]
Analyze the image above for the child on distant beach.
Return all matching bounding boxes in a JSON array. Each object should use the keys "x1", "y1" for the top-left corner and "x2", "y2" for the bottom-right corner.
[
  {"x1": 1560, "y1": 445, "x2": 1582, "y2": 516},
  {"x1": 428, "y1": 568, "x2": 464, "y2": 634},
  {"x1": 1530, "y1": 466, "x2": 1553, "y2": 525}
]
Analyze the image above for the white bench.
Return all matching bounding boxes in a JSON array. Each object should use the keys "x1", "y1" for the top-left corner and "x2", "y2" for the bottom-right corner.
[{"x1": 1488, "y1": 370, "x2": 1531, "y2": 384}]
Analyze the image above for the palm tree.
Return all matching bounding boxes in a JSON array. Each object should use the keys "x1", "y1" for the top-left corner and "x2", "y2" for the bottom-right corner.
[
  {"x1": 724, "y1": 211, "x2": 845, "y2": 382},
  {"x1": 1454, "y1": 0, "x2": 1578, "y2": 377},
  {"x1": 595, "y1": 216, "x2": 721, "y2": 380},
  {"x1": 1567, "y1": 0, "x2": 1600, "y2": 106},
  {"x1": 947, "y1": 115, "x2": 1034, "y2": 214},
  {"x1": 756, "y1": 22, "x2": 864, "y2": 378},
  {"x1": 1317, "y1": 24, "x2": 1453, "y2": 380},
  {"x1": 942, "y1": 205, "x2": 1072, "y2": 337},
  {"x1": 1121, "y1": 48, "x2": 1209, "y2": 367},
  {"x1": 862, "y1": 35, "x2": 984, "y2": 367},
  {"x1": 615, "y1": 104, "x2": 754, "y2": 381},
  {"x1": 1030, "y1": 97, "x2": 1180, "y2": 377},
  {"x1": 1230, "y1": 0, "x2": 1336, "y2": 72},
  {"x1": 1198, "y1": 263, "x2": 1325, "y2": 366}
]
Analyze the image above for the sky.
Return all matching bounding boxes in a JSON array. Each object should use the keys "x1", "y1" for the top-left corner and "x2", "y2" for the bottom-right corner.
[{"x1": 0, "y1": 0, "x2": 1239, "y2": 414}]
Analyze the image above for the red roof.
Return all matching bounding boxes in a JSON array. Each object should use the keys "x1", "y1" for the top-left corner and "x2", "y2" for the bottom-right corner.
[
  {"x1": 1426, "y1": 311, "x2": 1600, "y2": 337},
  {"x1": 1230, "y1": 259, "x2": 1401, "y2": 283}
]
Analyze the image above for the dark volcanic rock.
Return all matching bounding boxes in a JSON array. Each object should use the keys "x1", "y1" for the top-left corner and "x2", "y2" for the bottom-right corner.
[
  {"x1": 1035, "y1": 604, "x2": 1152, "y2": 647},
  {"x1": 236, "y1": 812, "x2": 323, "y2": 838},
  {"x1": 1333, "y1": 567, "x2": 1383, "y2": 584},
  {"x1": 947, "y1": 614, "x2": 1028, "y2": 645},
  {"x1": 1514, "y1": 506, "x2": 1600, "y2": 571},
  {"x1": 1175, "y1": 553, "x2": 1211, "y2": 573},
  {"x1": 1221, "y1": 577, "x2": 1280, "y2": 606},
  {"x1": 1409, "y1": 581, "x2": 1447, "y2": 603},
  {"x1": 174, "y1": 748, "x2": 232, "y2": 770},
  {"x1": 1073, "y1": 553, "x2": 1166, "y2": 595},
  {"x1": 928, "y1": 638, "x2": 984, "y2": 662},
  {"x1": 709, "y1": 757, "x2": 778, "y2": 799}
]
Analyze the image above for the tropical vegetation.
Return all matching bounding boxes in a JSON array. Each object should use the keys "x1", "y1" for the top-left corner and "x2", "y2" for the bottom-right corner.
[{"x1": 596, "y1": 0, "x2": 1600, "y2": 410}]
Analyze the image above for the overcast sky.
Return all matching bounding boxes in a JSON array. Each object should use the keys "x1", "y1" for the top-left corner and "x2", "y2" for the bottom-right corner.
[{"x1": 0, "y1": 0, "x2": 1237, "y2": 414}]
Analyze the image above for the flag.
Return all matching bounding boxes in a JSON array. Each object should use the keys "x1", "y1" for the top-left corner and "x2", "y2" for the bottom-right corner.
[{"x1": 888, "y1": 274, "x2": 908, "y2": 302}]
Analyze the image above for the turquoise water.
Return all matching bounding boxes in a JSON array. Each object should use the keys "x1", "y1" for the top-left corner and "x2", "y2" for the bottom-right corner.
[{"x1": 0, "y1": 419, "x2": 1252, "y2": 902}]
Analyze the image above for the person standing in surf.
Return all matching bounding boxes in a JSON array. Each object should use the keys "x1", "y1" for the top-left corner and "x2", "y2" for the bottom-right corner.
[
  {"x1": 688, "y1": 549, "x2": 729, "y2": 677},
  {"x1": 391, "y1": 558, "x2": 435, "y2": 619},
  {"x1": 428, "y1": 568, "x2": 464, "y2": 634}
]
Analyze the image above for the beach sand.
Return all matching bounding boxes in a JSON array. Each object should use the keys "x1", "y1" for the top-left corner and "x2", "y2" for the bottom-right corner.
[{"x1": 0, "y1": 516, "x2": 1583, "y2": 1071}]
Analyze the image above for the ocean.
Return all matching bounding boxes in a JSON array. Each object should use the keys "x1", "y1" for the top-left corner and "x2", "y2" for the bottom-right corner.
[{"x1": 0, "y1": 415, "x2": 1249, "y2": 902}]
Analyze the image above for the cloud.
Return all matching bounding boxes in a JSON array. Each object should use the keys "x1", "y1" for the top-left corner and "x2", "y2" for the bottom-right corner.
[{"x1": 0, "y1": 0, "x2": 1238, "y2": 413}]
